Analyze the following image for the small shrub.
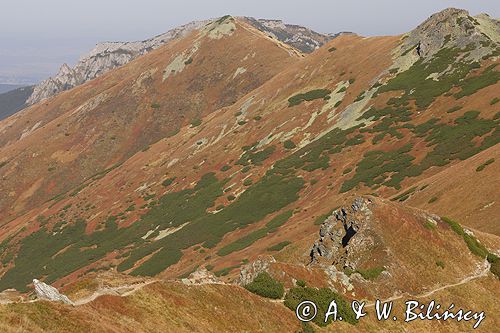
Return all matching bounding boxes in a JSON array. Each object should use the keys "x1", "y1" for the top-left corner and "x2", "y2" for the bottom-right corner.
[
  {"x1": 267, "y1": 241, "x2": 291, "y2": 251},
  {"x1": 151, "y1": 103, "x2": 161, "y2": 109},
  {"x1": 296, "y1": 279, "x2": 306, "y2": 287},
  {"x1": 342, "y1": 167, "x2": 352, "y2": 175},
  {"x1": 161, "y1": 177, "x2": 176, "y2": 187},
  {"x1": 355, "y1": 267, "x2": 384, "y2": 280},
  {"x1": 424, "y1": 221, "x2": 436, "y2": 230},
  {"x1": 184, "y1": 58, "x2": 193, "y2": 65},
  {"x1": 490, "y1": 97, "x2": 499, "y2": 105},
  {"x1": 476, "y1": 158, "x2": 494, "y2": 172},
  {"x1": 328, "y1": 47, "x2": 337, "y2": 52},
  {"x1": 283, "y1": 140, "x2": 296, "y2": 149},
  {"x1": 436, "y1": 260, "x2": 445, "y2": 269},
  {"x1": 428, "y1": 196, "x2": 438, "y2": 203},
  {"x1": 245, "y1": 272, "x2": 284, "y2": 299},
  {"x1": 220, "y1": 165, "x2": 231, "y2": 172},
  {"x1": 446, "y1": 105, "x2": 463, "y2": 113},
  {"x1": 190, "y1": 119, "x2": 202, "y2": 127}
]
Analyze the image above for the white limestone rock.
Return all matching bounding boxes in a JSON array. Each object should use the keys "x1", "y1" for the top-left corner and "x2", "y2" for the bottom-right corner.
[{"x1": 33, "y1": 279, "x2": 73, "y2": 305}]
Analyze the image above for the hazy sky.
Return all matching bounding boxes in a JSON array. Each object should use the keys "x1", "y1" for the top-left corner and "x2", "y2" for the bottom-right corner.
[{"x1": 1, "y1": 0, "x2": 499, "y2": 84}]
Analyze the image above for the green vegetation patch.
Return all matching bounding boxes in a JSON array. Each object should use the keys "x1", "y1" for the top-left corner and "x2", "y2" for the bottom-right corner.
[
  {"x1": 273, "y1": 125, "x2": 364, "y2": 174},
  {"x1": 391, "y1": 186, "x2": 417, "y2": 202},
  {"x1": 442, "y1": 217, "x2": 499, "y2": 278},
  {"x1": 288, "y1": 89, "x2": 332, "y2": 107},
  {"x1": 161, "y1": 177, "x2": 176, "y2": 187},
  {"x1": 245, "y1": 272, "x2": 284, "y2": 299},
  {"x1": 217, "y1": 210, "x2": 293, "y2": 256},
  {"x1": 0, "y1": 165, "x2": 305, "y2": 291},
  {"x1": 190, "y1": 118, "x2": 202, "y2": 127},
  {"x1": 343, "y1": 110, "x2": 499, "y2": 192},
  {"x1": 446, "y1": 105, "x2": 463, "y2": 113},
  {"x1": 267, "y1": 241, "x2": 291, "y2": 252},
  {"x1": 355, "y1": 267, "x2": 384, "y2": 280},
  {"x1": 236, "y1": 145, "x2": 276, "y2": 166},
  {"x1": 340, "y1": 144, "x2": 415, "y2": 192},
  {"x1": 377, "y1": 46, "x2": 484, "y2": 109},
  {"x1": 283, "y1": 140, "x2": 296, "y2": 150},
  {"x1": 454, "y1": 64, "x2": 499, "y2": 99},
  {"x1": 476, "y1": 158, "x2": 495, "y2": 172}
]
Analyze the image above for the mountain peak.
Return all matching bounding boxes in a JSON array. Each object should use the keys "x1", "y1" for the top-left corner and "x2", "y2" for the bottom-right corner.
[{"x1": 401, "y1": 7, "x2": 498, "y2": 59}]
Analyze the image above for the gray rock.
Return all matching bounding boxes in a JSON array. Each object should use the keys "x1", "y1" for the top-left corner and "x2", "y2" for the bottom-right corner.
[
  {"x1": 241, "y1": 17, "x2": 333, "y2": 53},
  {"x1": 401, "y1": 8, "x2": 499, "y2": 60},
  {"x1": 181, "y1": 267, "x2": 222, "y2": 285},
  {"x1": 238, "y1": 256, "x2": 276, "y2": 285},
  {"x1": 310, "y1": 197, "x2": 374, "y2": 269},
  {"x1": 33, "y1": 279, "x2": 73, "y2": 305}
]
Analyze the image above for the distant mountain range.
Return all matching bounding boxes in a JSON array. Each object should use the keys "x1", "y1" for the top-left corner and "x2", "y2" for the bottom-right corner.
[
  {"x1": 0, "y1": 85, "x2": 34, "y2": 121},
  {"x1": 0, "y1": 84, "x2": 26, "y2": 94}
]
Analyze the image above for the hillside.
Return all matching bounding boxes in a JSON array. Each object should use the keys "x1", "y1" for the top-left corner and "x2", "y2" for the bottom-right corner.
[
  {"x1": 0, "y1": 8, "x2": 499, "y2": 332},
  {"x1": 0, "y1": 197, "x2": 498, "y2": 332},
  {"x1": 0, "y1": 16, "x2": 301, "y2": 218},
  {"x1": 0, "y1": 86, "x2": 34, "y2": 121},
  {"x1": 26, "y1": 17, "x2": 331, "y2": 106}
]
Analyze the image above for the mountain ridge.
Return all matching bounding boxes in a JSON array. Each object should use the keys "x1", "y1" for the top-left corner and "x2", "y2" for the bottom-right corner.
[
  {"x1": 25, "y1": 16, "x2": 333, "y2": 106},
  {"x1": 0, "y1": 8, "x2": 498, "y2": 332}
]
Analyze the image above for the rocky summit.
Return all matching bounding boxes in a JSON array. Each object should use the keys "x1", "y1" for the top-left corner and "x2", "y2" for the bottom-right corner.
[{"x1": 0, "y1": 7, "x2": 498, "y2": 333}]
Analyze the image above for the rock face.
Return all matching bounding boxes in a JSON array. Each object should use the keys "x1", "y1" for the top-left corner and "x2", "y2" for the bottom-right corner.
[
  {"x1": 310, "y1": 197, "x2": 375, "y2": 270},
  {"x1": 401, "y1": 8, "x2": 500, "y2": 59},
  {"x1": 241, "y1": 17, "x2": 333, "y2": 53},
  {"x1": 238, "y1": 256, "x2": 276, "y2": 285},
  {"x1": 26, "y1": 17, "x2": 333, "y2": 105},
  {"x1": 33, "y1": 279, "x2": 73, "y2": 305},
  {"x1": 181, "y1": 268, "x2": 222, "y2": 285}
]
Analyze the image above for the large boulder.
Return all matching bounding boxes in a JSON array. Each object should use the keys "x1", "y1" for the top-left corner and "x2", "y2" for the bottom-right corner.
[{"x1": 33, "y1": 279, "x2": 73, "y2": 305}]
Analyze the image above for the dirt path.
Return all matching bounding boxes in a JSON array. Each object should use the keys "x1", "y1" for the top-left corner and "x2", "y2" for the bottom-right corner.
[
  {"x1": 365, "y1": 259, "x2": 491, "y2": 307},
  {"x1": 73, "y1": 280, "x2": 158, "y2": 306},
  {"x1": 1, "y1": 260, "x2": 491, "y2": 307}
]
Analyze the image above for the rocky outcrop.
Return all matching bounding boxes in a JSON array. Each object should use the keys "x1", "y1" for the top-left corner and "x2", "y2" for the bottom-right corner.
[
  {"x1": 33, "y1": 279, "x2": 73, "y2": 305},
  {"x1": 242, "y1": 17, "x2": 332, "y2": 53},
  {"x1": 181, "y1": 268, "x2": 222, "y2": 285},
  {"x1": 238, "y1": 256, "x2": 276, "y2": 285},
  {"x1": 310, "y1": 197, "x2": 375, "y2": 270},
  {"x1": 401, "y1": 8, "x2": 499, "y2": 60}
]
